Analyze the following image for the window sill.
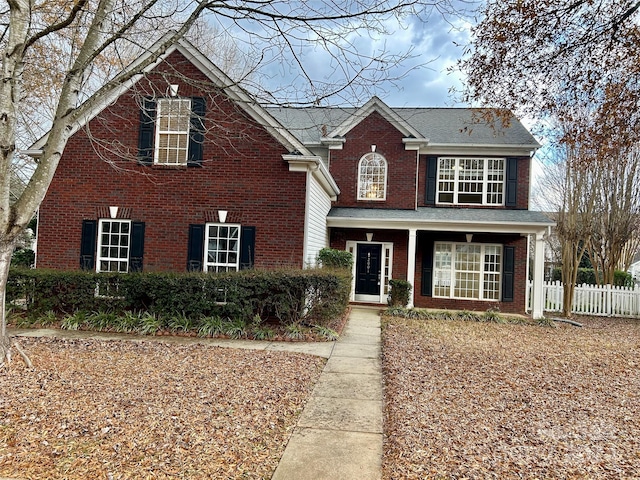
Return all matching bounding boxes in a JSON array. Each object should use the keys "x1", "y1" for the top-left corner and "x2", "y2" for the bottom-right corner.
[
  {"x1": 152, "y1": 163, "x2": 188, "y2": 170},
  {"x1": 432, "y1": 295, "x2": 500, "y2": 302}
]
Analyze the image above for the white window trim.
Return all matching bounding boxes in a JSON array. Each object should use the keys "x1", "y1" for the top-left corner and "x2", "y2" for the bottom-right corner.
[
  {"x1": 96, "y1": 219, "x2": 131, "y2": 273},
  {"x1": 357, "y1": 152, "x2": 388, "y2": 201},
  {"x1": 433, "y1": 242, "x2": 502, "y2": 301},
  {"x1": 154, "y1": 98, "x2": 191, "y2": 165},
  {"x1": 436, "y1": 157, "x2": 505, "y2": 206},
  {"x1": 204, "y1": 223, "x2": 241, "y2": 272}
]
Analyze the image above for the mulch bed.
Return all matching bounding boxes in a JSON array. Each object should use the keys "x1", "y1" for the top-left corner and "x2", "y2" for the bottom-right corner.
[
  {"x1": 382, "y1": 315, "x2": 640, "y2": 479},
  {"x1": 0, "y1": 338, "x2": 325, "y2": 479}
]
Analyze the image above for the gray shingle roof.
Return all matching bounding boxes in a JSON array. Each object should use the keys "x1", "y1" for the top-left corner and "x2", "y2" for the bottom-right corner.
[{"x1": 265, "y1": 107, "x2": 538, "y2": 146}]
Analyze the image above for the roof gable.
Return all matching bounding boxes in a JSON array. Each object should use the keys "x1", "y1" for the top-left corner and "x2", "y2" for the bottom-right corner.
[
  {"x1": 326, "y1": 96, "x2": 423, "y2": 140},
  {"x1": 27, "y1": 34, "x2": 310, "y2": 156}
]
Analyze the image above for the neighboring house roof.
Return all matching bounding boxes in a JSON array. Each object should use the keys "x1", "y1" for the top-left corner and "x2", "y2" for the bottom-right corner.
[
  {"x1": 266, "y1": 105, "x2": 540, "y2": 153},
  {"x1": 327, "y1": 207, "x2": 554, "y2": 234}
]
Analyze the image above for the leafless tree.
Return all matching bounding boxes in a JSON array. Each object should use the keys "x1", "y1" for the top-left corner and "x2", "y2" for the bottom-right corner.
[
  {"x1": 537, "y1": 122, "x2": 599, "y2": 316},
  {"x1": 587, "y1": 146, "x2": 640, "y2": 284}
]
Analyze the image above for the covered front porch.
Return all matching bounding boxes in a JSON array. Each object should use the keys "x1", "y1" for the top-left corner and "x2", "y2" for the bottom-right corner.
[{"x1": 328, "y1": 207, "x2": 554, "y2": 318}]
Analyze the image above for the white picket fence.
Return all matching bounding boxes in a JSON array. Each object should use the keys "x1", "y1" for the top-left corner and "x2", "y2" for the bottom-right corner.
[{"x1": 529, "y1": 281, "x2": 640, "y2": 317}]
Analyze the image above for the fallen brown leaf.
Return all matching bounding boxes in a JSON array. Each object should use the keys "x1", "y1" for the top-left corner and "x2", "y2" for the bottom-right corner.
[{"x1": 0, "y1": 338, "x2": 325, "y2": 479}]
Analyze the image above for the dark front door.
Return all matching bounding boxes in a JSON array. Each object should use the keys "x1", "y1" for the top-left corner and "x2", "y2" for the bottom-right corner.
[{"x1": 355, "y1": 244, "x2": 382, "y2": 296}]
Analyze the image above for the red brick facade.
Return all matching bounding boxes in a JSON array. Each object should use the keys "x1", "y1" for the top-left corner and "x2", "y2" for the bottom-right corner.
[
  {"x1": 37, "y1": 51, "x2": 308, "y2": 271},
  {"x1": 329, "y1": 112, "x2": 417, "y2": 209}
]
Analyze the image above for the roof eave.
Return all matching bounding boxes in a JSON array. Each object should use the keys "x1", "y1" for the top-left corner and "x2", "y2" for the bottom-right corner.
[
  {"x1": 421, "y1": 143, "x2": 540, "y2": 156},
  {"x1": 327, "y1": 215, "x2": 554, "y2": 234},
  {"x1": 284, "y1": 154, "x2": 340, "y2": 199}
]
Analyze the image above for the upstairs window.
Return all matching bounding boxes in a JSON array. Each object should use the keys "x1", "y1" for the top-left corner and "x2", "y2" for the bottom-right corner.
[
  {"x1": 138, "y1": 96, "x2": 205, "y2": 167},
  {"x1": 437, "y1": 157, "x2": 505, "y2": 205},
  {"x1": 358, "y1": 152, "x2": 387, "y2": 200},
  {"x1": 155, "y1": 98, "x2": 191, "y2": 165}
]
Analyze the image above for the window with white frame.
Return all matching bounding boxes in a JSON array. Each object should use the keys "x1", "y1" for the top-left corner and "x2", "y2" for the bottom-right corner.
[
  {"x1": 433, "y1": 242, "x2": 502, "y2": 300},
  {"x1": 205, "y1": 224, "x2": 241, "y2": 272},
  {"x1": 437, "y1": 157, "x2": 505, "y2": 205},
  {"x1": 97, "y1": 220, "x2": 131, "y2": 272},
  {"x1": 358, "y1": 152, "x2": 387, "y2": 200},
  {"x1": 155, "y1": 98, "x2": 191, "y2": 165}
]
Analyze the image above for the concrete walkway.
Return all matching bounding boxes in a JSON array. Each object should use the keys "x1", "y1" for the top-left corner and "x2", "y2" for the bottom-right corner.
[{"x1": 272, "y1": 307, "x2": 383, "y2": 480}]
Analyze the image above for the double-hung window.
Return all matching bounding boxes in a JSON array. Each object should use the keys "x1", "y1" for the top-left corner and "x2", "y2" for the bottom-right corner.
[
  {"x1": 437, "y1": 157, "x2": 505, "y2": 205},
  {"x1": 205, "y1": 223, "x2": 241, "y2": 272},
  {"x1": 97, "y1": 219, "x2": 131, "y2": 273},
  {"x1": 433, "y1": 242, "x2": 502, "y2": 300},
  {"x1": 358, "y1": 153, "x2": 387, "y2": 200},
  {"x1": 155, "y1": 98, "x2": 192, "y2": 165}
]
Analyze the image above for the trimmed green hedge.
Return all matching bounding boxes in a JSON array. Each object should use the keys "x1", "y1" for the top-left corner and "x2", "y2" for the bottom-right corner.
[{"x1": 7, "y1": 268, "x2": 351, "y2": 327}]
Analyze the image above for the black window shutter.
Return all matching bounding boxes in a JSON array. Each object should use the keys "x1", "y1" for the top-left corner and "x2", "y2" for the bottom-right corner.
[
  {"x1": 505, "y1": 157, "x2": 518, "y2": 207},
  {"x1": 188, "y1": 97, "x2": 206, "y2": 167},
  {"x1": 421, "y1": 238, "x2": 434, "y2": 296},
  {"x1": 138, "y1": 98, "x2": 156, "y2": 165},
  {"x1": 502, "y1": 245, "x2": 515, "y2": 302},
  {"x1": 425, "y1": 156, "x2": 437, "y2": 205},
  {"x1": 80, "y1": 220, "x2": 97, "y2": 270},
  {"x1": 240, "y1": 226, "x2": 256, "y2": 270},
  {"x1": 187, "y1": 224, "x2": 205, "y2": 271},
  {"x1": 129, "y1": 221, "x2": 145, "y2": 272}
]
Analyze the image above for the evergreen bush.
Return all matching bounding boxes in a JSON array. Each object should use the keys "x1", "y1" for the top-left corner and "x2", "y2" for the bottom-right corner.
[
  {"x1": 388, "y1": 279, "x2": 412, "y2": 307},
  {"x1": 7, "y1": 267, "x2": 351, "y2": 330}
]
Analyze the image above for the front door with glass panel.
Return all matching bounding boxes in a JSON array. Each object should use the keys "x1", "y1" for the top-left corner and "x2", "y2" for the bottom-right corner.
[{"x1": 355, "y1": 244, "x2": 382, "y2": 296}]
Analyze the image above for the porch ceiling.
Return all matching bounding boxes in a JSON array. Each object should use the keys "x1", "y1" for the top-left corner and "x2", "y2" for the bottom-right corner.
[{"x1": 327, "y1": 207, "x2": 554, "y2": 235}]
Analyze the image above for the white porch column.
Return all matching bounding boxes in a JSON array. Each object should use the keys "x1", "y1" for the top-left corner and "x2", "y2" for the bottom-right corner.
[
  {"x1": 531, "y1": 232, "x2": 546, "y2": 319},
  {"x1": 407, "y1": 228, "x2": 417, "y2": 308}
]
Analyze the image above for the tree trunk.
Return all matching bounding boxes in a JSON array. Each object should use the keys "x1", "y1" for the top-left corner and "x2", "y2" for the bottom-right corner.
[{"x1": 0, "y1": 239, "x2": 15, "y2": 364}]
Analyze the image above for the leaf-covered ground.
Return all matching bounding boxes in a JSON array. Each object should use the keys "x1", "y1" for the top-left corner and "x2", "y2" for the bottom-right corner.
[
  {"x1": 382, "y1": 316, "x2": 640, "y2": 479},
  {"x1": 0, "y1": 338, "x2": 325, "y2": 479}
]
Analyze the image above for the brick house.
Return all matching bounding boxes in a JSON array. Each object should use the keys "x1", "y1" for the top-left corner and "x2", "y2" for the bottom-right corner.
[{"x1": 28, "y1": 36, "x2": 552, "y2": 317}]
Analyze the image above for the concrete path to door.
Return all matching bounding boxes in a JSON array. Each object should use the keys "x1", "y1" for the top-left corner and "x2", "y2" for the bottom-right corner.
[{"x1": 272, "y1": 306, "x2": 383, "y2": 480}]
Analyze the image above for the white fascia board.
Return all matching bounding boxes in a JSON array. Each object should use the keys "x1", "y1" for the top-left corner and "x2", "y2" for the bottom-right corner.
[
  {"x1": 422, "y1": 143, "x2": 540, "y2": 157},
  {"x1": 320, "y1": 137, "x2": 346, "y2": 150},
  {"x1": 284, "y1": 155, "x2": 340, "y2": 199},
  {"x1": 327, "y1": 216, "x2": 553, "y2": 235},
  {"x1": 403, "y1": 137, "x2": 430, "y2": 151}
]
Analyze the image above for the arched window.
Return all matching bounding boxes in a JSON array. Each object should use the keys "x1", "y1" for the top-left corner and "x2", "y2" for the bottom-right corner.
[{"x1": 358, "y1": 153, "x2": 387, "y2": 200}]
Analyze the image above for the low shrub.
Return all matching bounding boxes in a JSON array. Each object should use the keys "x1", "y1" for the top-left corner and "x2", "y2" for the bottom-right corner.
[
  {"x1": 318, "y1": 248, "x2": 353, "y2": 269},
  {"x1": 384, "y1": 306, "x2": 526, "y2": 325},
  {"x1": 388, "y1": 279, "x2": 412, "y2": 307}
]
